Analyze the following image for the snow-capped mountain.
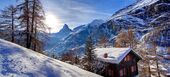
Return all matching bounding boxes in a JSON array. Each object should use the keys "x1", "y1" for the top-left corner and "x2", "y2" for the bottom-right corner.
[
  {"x1": 56, "y1": 24, "x2": 73, "y2": 38},
  {"x1": 46, "y1": 19, "x2": 107, "y2": 55},
  {"x1": 45, "y1": 24, "x2": 72, "y2": 50},
  {"x1": 46, "y1": 0, "x2": 170, "y2": 55},
  {"x1": 0, "y1": 39, "x2": 101, "y2": 77},
  {"x1": 107, "y1": 0, "x2": 170, "y2": 46},
  {"x1": 50, "y1": 24, "x2": 72, "y2": 40},
  {"x1": 111, "y1": 0, "x2": 159, "y2": 19}
]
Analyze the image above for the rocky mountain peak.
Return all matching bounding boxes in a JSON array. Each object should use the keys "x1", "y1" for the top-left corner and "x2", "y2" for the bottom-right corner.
[{"x1": 59, "y1": 24, "x2": 72, "y2": 32}]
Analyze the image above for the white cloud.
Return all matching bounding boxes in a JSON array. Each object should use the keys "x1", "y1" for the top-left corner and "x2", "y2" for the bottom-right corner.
[{"x1": 41, "y1": 0, "x2": 112, "y2": 32}]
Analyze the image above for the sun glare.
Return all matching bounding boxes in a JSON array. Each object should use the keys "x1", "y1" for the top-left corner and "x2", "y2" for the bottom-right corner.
[{"x1": 45, "y1": 13, "x2": 62, "y2": 33}]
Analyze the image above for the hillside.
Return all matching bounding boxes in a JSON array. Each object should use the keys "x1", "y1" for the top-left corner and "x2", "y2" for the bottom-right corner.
[
  {"x1": 108, "y1": 0, "x2": 170, "y2": 45},
  {"x1": 0, "y1": 39, "x2": 101, "y2": 77}
]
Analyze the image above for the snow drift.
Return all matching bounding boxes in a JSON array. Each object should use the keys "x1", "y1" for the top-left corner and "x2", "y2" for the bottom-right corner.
[{"x1": 0, "y1": 39, "x2": 101, "y2": 77}]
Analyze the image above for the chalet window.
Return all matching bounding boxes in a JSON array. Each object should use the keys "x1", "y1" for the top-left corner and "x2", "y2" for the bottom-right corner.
[
  {"x1": 120, "y1": 69, "x2": 123, "y2": 76},
  {"x1": 133, "y1": 58, "x2": 136, "y2": 62},
  {"x1": 131, "y1": 65, "x2": 136, "y2": 73},
  {"x1": 134, "y1": 65, "x2": 137, "y2": 71},
  {"x1": 127, "y1": 55, "x2": 131, "y2": 61},
  {"x1": 124, "y1": 57, "x2": 127, "y2": 62},
  {"x1": 123, "y1": 68, "x2": 126, "y2": 75},
  {"x1": 108, "y1": 69, "x2": 113, "y2": 76},
  {"x1": 124, "y1": 55, "x2": 131, "y2": 62}
]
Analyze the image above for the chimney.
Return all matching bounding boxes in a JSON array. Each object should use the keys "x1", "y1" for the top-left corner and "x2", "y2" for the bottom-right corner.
[{"x1": 104, "y1": 53, "x2": 108, "y2": 58}]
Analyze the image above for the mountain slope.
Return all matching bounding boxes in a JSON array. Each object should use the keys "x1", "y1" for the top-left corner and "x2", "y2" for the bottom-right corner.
[
  {"x1": 107, "y1": 0, "x2": 170, "y2": 46},
  {"x1": 112, "y1": 0, "x2": 159, "y2": 18},
  {"x1": 0, "y1": 39, "x2": 101, "y2": 77}
]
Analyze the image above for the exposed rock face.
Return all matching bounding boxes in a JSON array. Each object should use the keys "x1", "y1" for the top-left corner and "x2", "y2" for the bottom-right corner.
[{"x1": 58, "y1": 24, "x2": 72, "y2": 36}]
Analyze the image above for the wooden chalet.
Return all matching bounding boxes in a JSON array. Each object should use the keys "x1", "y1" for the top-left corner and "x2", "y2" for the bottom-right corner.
[{"x1": 94, "y1": 48, "x2": 142, "y2": 77}]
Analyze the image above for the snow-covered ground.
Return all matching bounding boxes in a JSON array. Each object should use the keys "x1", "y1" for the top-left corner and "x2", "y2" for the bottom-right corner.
[{"x1": 0, "y1": 39, "x2": 102, "y2": 77}]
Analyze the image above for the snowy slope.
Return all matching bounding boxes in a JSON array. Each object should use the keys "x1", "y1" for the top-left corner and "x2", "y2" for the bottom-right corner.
[
  {"x1": 109, "y1": 0, "x2": 160, "y2": 29},
  {"x1": 0, "y1": 39, "x2": 101, "y2": 77},
  {"x1": 112, "y1": 0, "x2": 159, "y2": 18},
  {"x1": 108, "y1": 0, "x2": 170, "y2": 46}
]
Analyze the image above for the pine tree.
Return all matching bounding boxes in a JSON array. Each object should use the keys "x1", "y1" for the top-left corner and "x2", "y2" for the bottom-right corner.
[{"x1": 83, "y1": 36, "x2": 96, "y2": 72}]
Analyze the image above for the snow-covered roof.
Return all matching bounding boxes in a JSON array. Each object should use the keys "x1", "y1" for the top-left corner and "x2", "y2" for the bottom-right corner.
[
  {"x1": 94, "y1": 47, "x2": 140, "y2": 64},
  {"x1": 0, "y1": 39, "x2": 101, "y2": 77},
  {"x1": 163, "y1": 54, "x2": 170, "y2": 60}
]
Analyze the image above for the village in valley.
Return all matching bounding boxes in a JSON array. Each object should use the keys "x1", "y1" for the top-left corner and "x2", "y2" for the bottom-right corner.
[{"x1": 0, "y1": 0, "x2": 170, "y2": 77}]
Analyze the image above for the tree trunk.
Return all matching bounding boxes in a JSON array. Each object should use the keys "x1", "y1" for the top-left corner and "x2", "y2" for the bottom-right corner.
[
  {"x1": 26, "y1": 0, "x2": 31, "y2": 48},
  {"x1": 33, "y1": 26, "x2": 37, "y2": 51},
  {"x1": 11, "y1": 7, "x2": 14, "y2": 42},
  {"x1": 30, "y1": 0, "x2": 36, "y2": 49},
  {"x1": 154, "y1": 44, "x2": 161, "y2": 77},
  {"x1": 148, "y1": 62, "x2": 151, "y2": 77}
]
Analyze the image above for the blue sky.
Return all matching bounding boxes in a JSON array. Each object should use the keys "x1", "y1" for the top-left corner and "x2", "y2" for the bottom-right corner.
[{"x1": 0, "y1": 0, "x2": 136, "y2": 32}]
